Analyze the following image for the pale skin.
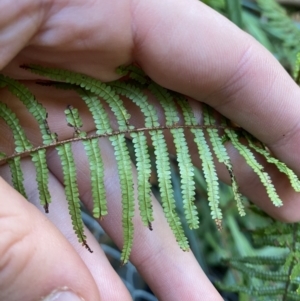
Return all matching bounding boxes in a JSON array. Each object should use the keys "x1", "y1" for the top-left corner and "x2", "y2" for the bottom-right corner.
[{"x1": 1, "y1": 0, "x2": 300, "y2": 300}]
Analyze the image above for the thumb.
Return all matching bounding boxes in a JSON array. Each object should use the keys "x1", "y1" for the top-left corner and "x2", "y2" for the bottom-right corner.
[{"x1": 0, "y1": 177, "x2": 101, "y2": 301}]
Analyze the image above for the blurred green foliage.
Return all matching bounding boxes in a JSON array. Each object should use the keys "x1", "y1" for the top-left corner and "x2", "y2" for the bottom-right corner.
[{"x1": 204, "y1": 0, "x2": 300, "y2": 71}]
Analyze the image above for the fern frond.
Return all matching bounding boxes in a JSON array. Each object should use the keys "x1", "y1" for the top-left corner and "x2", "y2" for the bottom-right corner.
[
  {"x1": 150, "y1": 130, "x2": 190, "y2": 250},
  {"x1": 109, "y1": 134, "x2": 135, "y2": 265},
  {"x1": 10, "y1": 64, "x2": 300, "y2": 290},
  {"x1": 244, "y1": 131, "x2": 300, "y2": 192},
  {"x1": 203, "y1": 106, "x2": 245, "y2": 216},
  {"x1": 191, "y1": 128, "x2": 222, "y2": 227},
  {"x1": 30, "y1": 149, "x2": 51, "y2": 212},
  {"x1": 253, "y1": 234, "x2": 292, "y2": 249},
  {"x1": 229, "y1": 256, "x2": 286, "y2": 266},
  {"x1": 222, "y1": 222, "x2": 300, "y2": 299},
  {"x1": 225, "y1": 127, "x2": 282, "y2": 207},
  {"x1": 229, "y1": 261, "x2": 289, "y2": 282},
  {"x1": 284, "y1": 251, "x2": 300, "y2": 283},
  {"x1": 56, "y1": 142, "x2": 92, "y2": 252},
  {"x1": 8, "y1": 157, "x2": 27, "y2": 199},
  {"x1": 0, "y1": 75, "x2": 56, "y2": 145},
  {"x1": 217, "y1": 282, "x2": 300, "y2": 299},
  {"x1": 257, "y1": 0, "x2": 300, "y2": 67}
]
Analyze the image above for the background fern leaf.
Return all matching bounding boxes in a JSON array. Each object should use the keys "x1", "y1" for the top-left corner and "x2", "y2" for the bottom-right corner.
[
  {"x1": 284, "y1": 251, "x2": 300, "y2": 285},
  {"x1": 229, "y1": 256, "x2": 286, "y2": 266},
  {"x1": 217, "y1": 283, "x2": 300, "y2": 300},
  {"x1": 228, "y1": 261, "x2": 289, "y2": 282},
  {"x1": 221, "y1": 222, "x2": 300, "y2": 299},
  {"x1": 56, "y1": 143, "x2": 92, "y2": 252},
  {"x1": 257, "y1": 0, "x2": 300, "y2": 68},
  {"x1": 109, "y1": 134, "x2": 135, "y2": 265}
]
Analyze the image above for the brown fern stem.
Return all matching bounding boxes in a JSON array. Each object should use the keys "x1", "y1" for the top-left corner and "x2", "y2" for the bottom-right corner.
[{"x1": 0, "y1": 124, "x2": 227, "y2": 164}]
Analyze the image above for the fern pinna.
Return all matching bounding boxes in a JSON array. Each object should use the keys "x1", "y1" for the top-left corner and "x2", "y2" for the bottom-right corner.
[{"x1": 0, "y1": 65, "x2": 299, "y2": 265}]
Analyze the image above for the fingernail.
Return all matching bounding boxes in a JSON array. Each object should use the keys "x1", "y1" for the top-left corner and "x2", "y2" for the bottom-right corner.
[{"x1": 42, "y1": 289, "x2": 84, "y2": 301}]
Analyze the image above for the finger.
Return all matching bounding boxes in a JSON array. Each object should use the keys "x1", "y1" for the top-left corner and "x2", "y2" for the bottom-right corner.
[
  {"x1": 0, "y1": 159, "x2": 132, "y2": 301},
  {"x1": 47, "y1": 137, "x2": 223, "y2": 301},
  {"x1": 0, "y1": 1, "x2": 48, "y2": 70},
  {"x1": 132, "y1": 0, "x2": 300, "y2": 174},
  {"x1": 0, "y1": 172, "x2": 102, "y2": 301},
  {"x1": 2, "y1": 1, "x2": 134, "y2": 81}
]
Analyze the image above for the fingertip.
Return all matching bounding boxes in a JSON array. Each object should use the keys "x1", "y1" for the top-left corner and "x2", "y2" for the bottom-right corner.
[{"x1": 42, "y1": 288, "x2": 85, "y2": 301}]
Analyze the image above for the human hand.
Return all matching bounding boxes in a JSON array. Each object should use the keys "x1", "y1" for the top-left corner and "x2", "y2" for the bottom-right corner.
[{"x1": 1, "y1": 1, "x2": 300, "y2": 301}]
